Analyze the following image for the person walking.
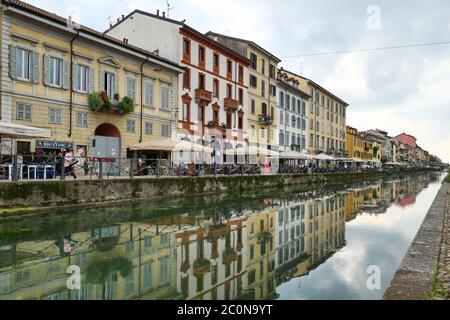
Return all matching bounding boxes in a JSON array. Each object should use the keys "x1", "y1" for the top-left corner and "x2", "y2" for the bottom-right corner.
[{"x1": 64, "y1": 148, "x2": 77, "y2": 179}]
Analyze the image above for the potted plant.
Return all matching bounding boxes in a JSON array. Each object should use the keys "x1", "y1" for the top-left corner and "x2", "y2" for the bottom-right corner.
[
  {"x1": 88, "y1": 92, "x2": 103, "y2": 112},
  {"x1": 119, "y1": 96, "x2": 134, "y2": 114}
]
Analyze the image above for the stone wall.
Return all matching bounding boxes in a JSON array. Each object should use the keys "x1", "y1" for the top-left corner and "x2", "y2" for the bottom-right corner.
[{"x1": 0, "y1": 171, "x2": 420, "y2": 210}]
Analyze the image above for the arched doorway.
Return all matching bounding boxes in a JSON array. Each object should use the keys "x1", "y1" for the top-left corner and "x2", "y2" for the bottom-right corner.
[{"x1": 93, "y1": 123, "x2": 121, "y2": 175}]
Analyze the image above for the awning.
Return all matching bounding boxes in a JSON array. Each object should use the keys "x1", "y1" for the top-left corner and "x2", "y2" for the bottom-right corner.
[
  {"x1": 129, "y1": 139, "x2": 212, "y2": 153},
  {"x1": 0, "y1": 121, "x2": 51, "y2": 139},
  {"x1": 335, "y1": 157, "x2": 354, "y2": 162},
  {"x1": 349, "y1": 158, "x2": 366, "y2": 163},
  {"x1": 314, "y1": 153, "x2": 336, "y2": 161},
  {"x1": 279, "y1": 150, "x2": 314, "y2": 160},
  {"x1": 224, "y1": 146, "x2": 279, "y2": 157}
]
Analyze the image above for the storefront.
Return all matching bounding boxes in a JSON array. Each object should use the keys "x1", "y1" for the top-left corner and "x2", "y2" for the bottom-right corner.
[{"x1": 35, "y1": 140, "x2": 74, "y2": 155}]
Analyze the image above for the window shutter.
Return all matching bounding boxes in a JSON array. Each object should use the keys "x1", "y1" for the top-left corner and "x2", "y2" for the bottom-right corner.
[
  {"x1": 43, "y1": 55, "x2": 50, "y2": 85},
  {"x1": 114, "y1": 72, "x2": 119, "y2": 96},
  {"x1": 73, "y1": 63, "x2": 79, "y2": 90},
  {"x1": 62, "y1": 60, "x2": 70, "y2": 89},
  {"x1": 89, "y1": 67, "x2": 95, "y2": 93},
  {"x1": 9, "y1": 45, "x2": 17, "y2": 80},
  {"x1": 99, "y1": 69, "x2": 104, "y2": 92},
  {"x1": 32, "y1": 51, "x2": 40, "y2": 83}
]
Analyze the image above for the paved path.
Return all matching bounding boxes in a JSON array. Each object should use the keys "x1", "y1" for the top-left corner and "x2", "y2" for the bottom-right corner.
[{"x1": 435, "y1": 183, "x2": 450, "y2": 299}]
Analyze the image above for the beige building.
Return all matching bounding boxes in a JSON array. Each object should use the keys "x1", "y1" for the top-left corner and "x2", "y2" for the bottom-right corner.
[
  {"x1": 282, "y1": 70, "x2": 348, "y2": 155},
  {"x1": 206, "y1": 32, "x2": 281, "y2": 149},
  {"x1": 0, "y1": 0, "x2": 184, "y2": 162}
]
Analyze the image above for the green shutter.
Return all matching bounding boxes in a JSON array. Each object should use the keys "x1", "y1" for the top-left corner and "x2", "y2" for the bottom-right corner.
[
  {"x1": 32, "y1": 51, "x2": 40, "y2": 83},
  {"x1": 9, "y1": 45, "x2": 17, "y2": 80}
]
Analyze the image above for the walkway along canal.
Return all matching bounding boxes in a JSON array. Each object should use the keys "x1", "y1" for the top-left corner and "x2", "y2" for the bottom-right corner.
[{"x1": 0, "y1": 172, "x2": 445, "y2": 300}]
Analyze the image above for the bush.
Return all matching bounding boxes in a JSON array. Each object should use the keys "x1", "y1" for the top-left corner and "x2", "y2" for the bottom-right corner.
[{"x1": 88, "y1": 92, "x2": 103, "y2": 112}]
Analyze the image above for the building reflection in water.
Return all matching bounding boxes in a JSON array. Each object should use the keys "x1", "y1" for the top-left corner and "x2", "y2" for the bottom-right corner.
[{"x1": 0, "y1": 174, "x2": 437, "y2": 300}]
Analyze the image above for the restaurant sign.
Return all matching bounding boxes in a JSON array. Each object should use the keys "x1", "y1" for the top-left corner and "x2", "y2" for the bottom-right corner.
[{"x1": 36, "y1": 140, "x2": 73, "y2": 150}]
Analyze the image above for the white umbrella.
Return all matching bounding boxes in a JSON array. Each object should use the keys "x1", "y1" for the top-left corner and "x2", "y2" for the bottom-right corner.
[
  {"x1": 350, "y1": 158, "x2": 365, "y2": 163},
  {"x1": 130, "y1": 139, "x2": 212, "y2": 153},
  {"x1": 314, "y1": 153, "x2": 336, "y2": 161},
  {"x1": 0, "y1": 121, "x2": 51, "y2": 139},
  {"x1": 279, "y1": 150, "x2": 314, "y2": 160},
  {"x1": 225, "y1": 146, "x2": 279, "y2": 157}
]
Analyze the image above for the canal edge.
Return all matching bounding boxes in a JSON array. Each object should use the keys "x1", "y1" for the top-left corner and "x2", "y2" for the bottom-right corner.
[{"x1": 384, "y1": 181, "x2": 449, "y2": 300}]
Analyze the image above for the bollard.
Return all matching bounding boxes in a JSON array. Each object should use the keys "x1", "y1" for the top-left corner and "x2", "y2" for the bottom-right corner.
[
  {"x1": 12, "y1": 155, "x2": 18, "y2": 181},
  {"x1": 98, "y1": 161, "x2": 103, "y2": 179}
]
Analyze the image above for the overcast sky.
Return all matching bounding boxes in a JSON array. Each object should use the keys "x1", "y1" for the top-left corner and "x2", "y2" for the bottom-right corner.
[{"x1": 26, "y1": 0, "x2": 450, "y2": 162}]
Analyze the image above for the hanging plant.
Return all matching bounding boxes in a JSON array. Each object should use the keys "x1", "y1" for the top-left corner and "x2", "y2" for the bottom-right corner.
[
  {"x1": 88, "y1": 92, "x2": 103, "y2": 112},
  {"x1": 119, "y1": 96, "x2": 134, "y2": 114}
]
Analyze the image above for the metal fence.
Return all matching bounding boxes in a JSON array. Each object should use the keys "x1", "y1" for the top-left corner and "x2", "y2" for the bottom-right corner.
[{"x1": 0, "y1": 154, "x2": 427, "y2": 182}]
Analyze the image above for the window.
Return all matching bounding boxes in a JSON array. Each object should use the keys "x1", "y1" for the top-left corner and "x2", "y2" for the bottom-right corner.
[
  {"x1": 160, "y1": 86, "x2": 169, "y2": 110},
  {"x1": 238, "y1": 65, "x2": 244, "y2": 83},
  {"x1": 280, "y1": 111, "x2": 284, "y2": 124},
  {"x1": 261, "y1": 80, "x2": 265, "y2": 97},
  {"x1": 161, "y1": 124, "x2": 170, "y2": 137},
  {"x1": 227, "y1": 84, "x2": 232, "y2": 99},
  {"x1": 198, "y1": 106, "x2": 204, "y2": 124},
  {"x1": 269, "y1": 64, "x2": 276, "y2": 79},
  {"x1": 76, "y1": 112, "x2": 88, "y2": 127},
  {"x1": 16, "y1": 103, "x2": 31, "y2": 120},
  {"x1": 213, "y1": 79, "x2": 219, "y2": 97},
  {"x1": 127, "y1": 120, "x2": 135, "y2": 133},
  {"x1": 238, "y1": 114, "x2": 243, "y2": 129},
  {"x1": 250, "y1": 52, "x2": 257, "y2": 70},
  {"x1": 226, "y1": 60, "x2": 232, "y2": 78},
  {"x1": 144, "y1": 81, "x2": 154, "y2": 107},
  {"x1": 238, "y1": 88, "x2": 243, "y2": 104},
  {"x1": 48, "y1": 108, "x2": 62, "y2": 124},
  {"x1": 126, "y1": 77, "x2": 136, "y2": 101},
  {"x1": 15, "y1": 48, "x2": 32, "y2": 80},
  {"x1": 251, "y1": 99, "x2": 256, "y2": 114},
  {"x1": 213, "y1": 53, "x2": 219, "y2": 73},
  {"x1": 198, "y1": 46, "x2": 205, "y2": 65},
  {"x1": 198, "y1": 73, "x2": 205, "y2": 89},
  {"x1": 226, "y1": 111, "x2": 232, "y2": 128},
  {"x1": 270, "y1": 85, "x2": 276, "y2": 97},
  {"x1": 76, "y1": 64, "x2": 89, "y2": 92},
  {"x1": 183, "y1": 68, "x2": 190, "y2": 89},
  {"x1": 142, "y1": 262, "x2": 153, "y2": 289},
  {"x1": 261, "y1": 59, "x2": 265, "y2": 75},
  {"x1": 279, "y1": 91, "x2": 284, "y2": 108},
  {"x1": 104, "y1": 72, "x2": 115, "y2": 98},
  {"x1": 159, "y1": 258, "x2": 169, "y2": 284},
  {"x1": 279, "y1": 130, "x2": 284, "y2": 146},
  {"x1": 145, "y1": 122, "x2": 153, "y2": 135},
  {"x1": 182, "y1": 102, "x2": 189, "y2": 121},
  {"x1": 250, "y1": 75, "x2": 257, "y2": 88},
  {"x1": 183, "y1": 38, "x2": 190, "y2": 62},
  {"x1": 49, "y1": 57, "x2": 62, "y2": 87}
]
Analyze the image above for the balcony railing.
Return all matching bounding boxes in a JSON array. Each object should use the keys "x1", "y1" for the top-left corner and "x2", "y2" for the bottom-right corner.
[
  {"x1": 206, "y1": 121, "x2": 226, "y2": 135},
  {"x1": 195, "y1": 88, "x2": 212, "y2": 104},
  {"x1": 258, "y1": 114, "x2": 273, "y2": 125},
  {"x1": 224, "y1": 98, "x2": 239, "y2": 111}
]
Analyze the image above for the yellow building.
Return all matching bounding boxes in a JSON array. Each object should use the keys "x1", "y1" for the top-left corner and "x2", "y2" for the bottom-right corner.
[
  {"x1": 282, "y1": 70, "x2": 348, "y2": 155},
  {"x1": 346, "y1": 126, "x2": 374, "y2": 160},
  {"x1": 0, "y1": 0, "x2": 184, "y2": 160},
  {"x1": 206, "y1": 32, "x2": 281, "y2": 149}
]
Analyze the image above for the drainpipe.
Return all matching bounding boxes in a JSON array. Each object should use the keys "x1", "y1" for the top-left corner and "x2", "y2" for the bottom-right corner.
[
  {"x1": 139, "y1": 56, "x2": 151, "y2": 143},
  {"x1": 68, "y1": 30, "x2": 80, "y2": 138}
]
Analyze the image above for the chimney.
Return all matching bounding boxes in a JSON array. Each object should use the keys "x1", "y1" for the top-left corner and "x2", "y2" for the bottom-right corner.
[
  {"x1": 110, "y1": 23, "x2": 113, "y2": 28},
  {"x1": 162, "y1": 12, "x2": 165, "y2": 18},
  {"x1": 122, "y1": 14, "x2": 125, "y2": 19},
  {"x1": 156, "y1": 10, "x2": 159, "y2": 16},
  {"x1": 117, "y1": 18, "x2": 120, "y2": 23}
]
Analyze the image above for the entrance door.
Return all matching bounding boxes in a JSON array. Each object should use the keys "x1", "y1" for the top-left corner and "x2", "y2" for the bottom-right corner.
[{"x1": 93, "y1": 124, "x2": 121, "y2": 176}]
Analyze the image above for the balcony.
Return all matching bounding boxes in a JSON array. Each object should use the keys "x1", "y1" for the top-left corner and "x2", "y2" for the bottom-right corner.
[
  {"x1": 206, "y1": 120, "x2": 226, "y2": 136},
  {"x1": 224, "y1": 98, "x2": 240, "y2": 111},
  {"x1": 258, "y1": 114, "x2": 273, "y2": 125},
  {"x1": 195, "y1": 88, "x2": 212, "y2": 104}
]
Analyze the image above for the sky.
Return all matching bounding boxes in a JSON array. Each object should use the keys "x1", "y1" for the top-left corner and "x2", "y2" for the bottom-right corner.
[{"x1": 25, "y1": 0, "x2": 450, "y2": 162}]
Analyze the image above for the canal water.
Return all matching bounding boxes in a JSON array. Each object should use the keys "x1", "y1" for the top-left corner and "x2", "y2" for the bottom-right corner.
[{"x1": 0, "y1": 172, "x2": 445, "y2": 300}]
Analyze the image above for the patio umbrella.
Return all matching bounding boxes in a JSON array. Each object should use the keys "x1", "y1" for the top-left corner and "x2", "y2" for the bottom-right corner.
[
  {"x1": 129, "y1": 139, "x2": 212, "y2": 153},
  {"x1": 314, "y1": 153, "x2": 336, "y2": 161},
  {"x1": 279, "y1": 150, "x2": 314, "y2": 160},
  {"x1": 0, "y1": 121, "x2": 51, "y2": 139}
]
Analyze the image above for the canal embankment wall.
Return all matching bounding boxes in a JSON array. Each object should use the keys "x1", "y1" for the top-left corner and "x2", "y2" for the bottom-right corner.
[
  {"x1": 0, "y1": 170, "x2": 437, "y2": 213},
  {"x1": 384, "y1": 181, "x2": 449, "y2": 300}
]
